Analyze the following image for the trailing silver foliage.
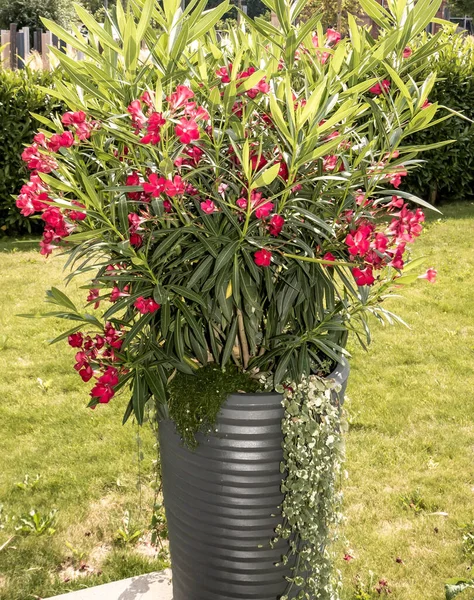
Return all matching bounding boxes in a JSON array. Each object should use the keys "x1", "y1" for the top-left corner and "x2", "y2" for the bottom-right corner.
[{"x1": 275, "y1": 376, "x2": 345, "y2": 600}]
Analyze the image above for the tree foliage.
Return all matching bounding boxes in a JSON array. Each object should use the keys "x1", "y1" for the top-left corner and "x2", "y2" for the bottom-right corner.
[
  {"x1": 298, "y1": 0, "x2": 362, "y2": 35},
  {"x1": 0, "y1": 0, "x2": 74, "y2": 29}
]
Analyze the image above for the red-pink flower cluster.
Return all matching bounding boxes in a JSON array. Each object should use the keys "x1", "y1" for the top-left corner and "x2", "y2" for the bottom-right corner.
[
  {"x1": 369, "y1": 80, "x2": 391, "y2": 96},
  {"x1": 17, "y1": 109, "x2": 99, "y2": 255},
  {"x1": 134, "y1": 296, "x2": 160, "y2": 314},
  {"x1": 68, "y1": 323, "x2": 125, "y2": 405},
  {"x1": 216, "y1": 64, "x2": 270, "y2": 99},
  {"x1": 343, "y1": 195, "x2": 426, "y2": 286},
  {"x1": 127, "y1": 86, "x2": 209, "y2": 149},
  {"x1": 62, "y1": 110, "x2": 97, "y2": 140},
  {"x1": 311, "y1": 28, "x2": 341, "y2": 64}
]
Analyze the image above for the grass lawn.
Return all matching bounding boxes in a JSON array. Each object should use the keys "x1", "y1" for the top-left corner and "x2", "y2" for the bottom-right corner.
[
  {"x1": 0, "y1": 242, "x2": 167, "y2": 599},
  {"x1": 340, "y1": 202, "x2": 474, "y2": 599},
  {"x1": 0, "y1": 202, "x2": 473, "y2": 599}
]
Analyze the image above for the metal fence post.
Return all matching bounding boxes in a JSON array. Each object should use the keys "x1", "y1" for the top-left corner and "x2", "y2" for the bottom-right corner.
[
  {"x1": 17, "y1": 29, "x2": 25, "y2": 69},
  {"x1": 9, "y1": 23, "x2": 17, "y2": 69},
  {"x1": 1, "y1": 30, "x2": 10, "y2": 68}
]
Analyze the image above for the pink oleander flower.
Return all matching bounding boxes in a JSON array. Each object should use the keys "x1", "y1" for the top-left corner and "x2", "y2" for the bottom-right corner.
[
  {"x1": 389, "y1": 169, "x2": 407, "y2": 188},
  {"x1": 254, "y1": 248, "x2": 272, "y2": 267},
  {"x1": 61, "y1": 111, "x2": 86, "y2": 125},
  {"x1": 419, "y1": 268, "x2": 437, "y2": 283},
  {"x1": 326, "y1": 28, "x2": 341, "y2": 45},
  {"x1": 389, "y1": 195, "x2": 404, "y2": 209},
  {"x1": 90, "y1": 381, "x2": 115, "y2": 404},
  {"x1": 323, "y1": 155, "x2": 339, "y2": 172},
  {"x1": 218, "y1": 183, "x2": 229, "y2": 195},
  {"x1": 110, "y1": 285, "x2": 130, "y2": 302},
  {"x1": 48, "y1": 131, "x2": 75, "y2": 152},
  {"x1": 216, "y1": 64, "x2": 232, "y2": 82},
  {"x1": 68, "y1": 332, "x2": 84, "y2": 348},
  {"x1": 343, "y1": 553, "x2": 354, "y2": 562},
  {"x1": 168, "y1": 85, "x2": 194, "y2": 110},
  {"x1": 200, "y1": 199, "x2": 216, "y2": 214},
  {"x1": 164, "y1": 175, "x2": 185, "y2": 197},
  {"x1": 129, "y1": 233, "x2": 143, "y2": 248},
  {"x1": 134, "y1": 296, "x2": 160, "y2": 314},
  {"x1": 352, "y1": 266, "x2": 375, "y2": 286},
  {"x1": 175, "y1": 118, "x2": 200, "y2": 144},
  {"x1": 373, "y1": 232, "x2": 389, "y2": 252},
  {"x1": 126, "y1": 172, "x2": 142, "y2": 200},
  {"x1": 369, "y1": 80, "x2": 391, "y2": 95},
  {"x1": 143, "y1": 173, "x2": 167, "y2": 197},
  {"x1": 323, "y1": 252, "x2": 336, "y2": 265},
  {"x1": 127, "y1": 100, "x2": 147, "y2": 130},
  {"x1": 268, "y1": 214, "x2": 285, "y2": 236},
  {"x1": 128, "y1": 213, "x2": 143, "y2": 233},
  {"x1": 87, "y1": 288, "x2": 100, "y2": 309},
  {"x1": 141, "y1": 111, "x2": 166, "y2": 145},
  {"x1": 390, "y1": 242, "x2": 406, "y2": 270},
  {"x1": 255, "y1": 201, "x2": 274, "y2": 220},
  {"x1": 345, "y1": 224, "x2": 373, "y2": 257},
  {"x1": 403, "y1": 46, "x2": 413, "y2": 58}
]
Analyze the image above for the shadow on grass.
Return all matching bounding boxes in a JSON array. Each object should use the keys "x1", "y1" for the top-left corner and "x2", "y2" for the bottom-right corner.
[
  {"x1": 0, "y1": 238, "x2": 40, "y2": 253},
  {"x1": 421, "y1": 200, "x2": 474, "y2": 222}
]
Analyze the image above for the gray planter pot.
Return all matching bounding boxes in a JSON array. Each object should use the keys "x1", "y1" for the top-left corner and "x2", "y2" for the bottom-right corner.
[{"x1": 159, "y1": 359, "x2": 349, "y2": 600}]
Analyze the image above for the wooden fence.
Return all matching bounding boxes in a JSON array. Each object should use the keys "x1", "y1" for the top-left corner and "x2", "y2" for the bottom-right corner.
[{"x1": 0, "y1": 25, "x2": 69, "y2": 70}]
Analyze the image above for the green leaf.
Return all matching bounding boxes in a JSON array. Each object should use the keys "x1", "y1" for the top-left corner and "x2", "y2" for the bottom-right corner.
[
  {"x1": 373, "y1": 190, "x2": 441, "y2": 213},
  {"x1": 171, "y1": 286, "x2": 206, "y2": 308},
  {"x1": 48, "y1": 325, "x2": 83, "y2": 345},
  {"x1": 445, "y1": 578, "x2": 474, "y2": 600},
  {"x1": 252, "y1": 163, "x2": 281, "y2": 189},
  {"x1": 132, "y1": 371, "x2": 149, "y2": 425},
  {"x1": 236, "y1": 70, "x2": 266, "y2": 93},
  {"x1": 274, "y1": 348, "x2": 293, "y2": 385},
  {"x1": 221, "y1": 318, "x2": 238, "y2": 367},
  {"x1": 213, "y1": 241, "x2": 240, "y2": 275},
  {"x1": 45, "y1": 288, "x2": 77, "y2": 313},
  {"x1": 189, "y1": 3, "x2": 230, "y2": 42},
  {"x1": 403, "y1": 256, "x2": 426, "y2": 272},
  {"x1": 394, "y1": 273, "x2": 419, "y2": 285},
  {"x1": 144, "y1": 369, "x2": 167, "y2": 404}
]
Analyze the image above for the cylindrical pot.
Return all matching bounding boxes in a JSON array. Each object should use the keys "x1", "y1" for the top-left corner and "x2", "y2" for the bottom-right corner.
[{"x1": 159, "y1": 359, "x2": 349, "y2": 600}]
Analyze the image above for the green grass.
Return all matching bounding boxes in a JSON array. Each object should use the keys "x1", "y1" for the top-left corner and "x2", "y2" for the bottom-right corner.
[
  {"x1": 339, "y1": 202, "x2": 474, "y2": 599},
  {"x1": 0, "y1": 242, "x2": 166, "y2": 599},
  {"x1": 0, "y1": 202, "x2": 473, "y2": 599}
]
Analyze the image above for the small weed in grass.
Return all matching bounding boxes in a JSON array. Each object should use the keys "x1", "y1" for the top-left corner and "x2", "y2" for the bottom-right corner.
[
  {"x1": 444, "y1": 578, "x2": 474, "y2": 600},
  {"x1": 150, "y1": 503, "x2": 168, "y2": 549},
  {"x1": 352, "y1": 572, "x2": 393, "y2": 599},
  {"x1": 65, "y1": 541, "x2": 88, "y2": 569},
  {"x1": 399, "y1": 489, "x2": 437, "y2": 515},
  {"x1": 460, "y1": 520, "x2": 474, "y2": 563},
  {"x1": 15, "y1": 509, "x2": 57, "y2": 536},
  {"x1": 114, "y1": 510, "x2": 143, "y2": 546},
  {"x1": 15, "y1": 474, "x2": 41, "y2": 491}
]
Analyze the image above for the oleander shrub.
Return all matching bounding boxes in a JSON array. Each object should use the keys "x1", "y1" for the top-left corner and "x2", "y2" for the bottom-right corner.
[
  {"x1": 0, "y1": 68, "x2": 63, "y2": 234},
  {"x1": 404, "y1": 30, "x2": 474, "y2": 204}
]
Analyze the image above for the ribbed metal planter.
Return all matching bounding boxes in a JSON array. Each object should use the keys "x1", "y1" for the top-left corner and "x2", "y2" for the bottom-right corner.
[{"x1": 159, "y1": 360, "x2": 349, "y2": 600}]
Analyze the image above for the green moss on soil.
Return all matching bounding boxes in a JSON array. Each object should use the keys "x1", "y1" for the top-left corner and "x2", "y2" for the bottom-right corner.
[{"x1": 167, "y1": 363, "x2": 262, "y2": 448}]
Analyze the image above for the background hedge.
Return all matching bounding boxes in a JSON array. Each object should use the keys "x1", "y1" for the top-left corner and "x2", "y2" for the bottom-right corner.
[
  {"x1": 404, "y1": 31, "x2": 474, "y2": 204},
  {"x1": 0, "y1": 69, "x2": 63, "y2": 234}
]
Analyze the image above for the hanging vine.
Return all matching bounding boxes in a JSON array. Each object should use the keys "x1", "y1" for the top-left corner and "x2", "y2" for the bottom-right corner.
[{"x1": 275, "y1": 375, "x2": 346, "y2": 600}]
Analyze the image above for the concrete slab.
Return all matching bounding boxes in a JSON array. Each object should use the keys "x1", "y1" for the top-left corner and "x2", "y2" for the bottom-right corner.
[{"x1": 45, "y1": 570, "x2": 172, "y2": 600}]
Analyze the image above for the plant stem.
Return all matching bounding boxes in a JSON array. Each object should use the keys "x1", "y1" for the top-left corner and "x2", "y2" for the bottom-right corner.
[{"x1": 237, "y1": 309, "x2": 250, "y2": 369}]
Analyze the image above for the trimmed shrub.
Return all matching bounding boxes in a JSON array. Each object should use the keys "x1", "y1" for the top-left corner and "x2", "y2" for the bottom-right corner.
[
  {"x1": 404, "y1": 30, "x2": 474, "y2": 204},
  {"x1": 0, "y1": 69, "x2": 63, "y2": 234}
]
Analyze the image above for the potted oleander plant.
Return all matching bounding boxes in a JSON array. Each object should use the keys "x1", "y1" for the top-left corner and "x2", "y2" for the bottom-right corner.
[{"x1": 17, "y1": 0, "x2": 443, "y2": 596}]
